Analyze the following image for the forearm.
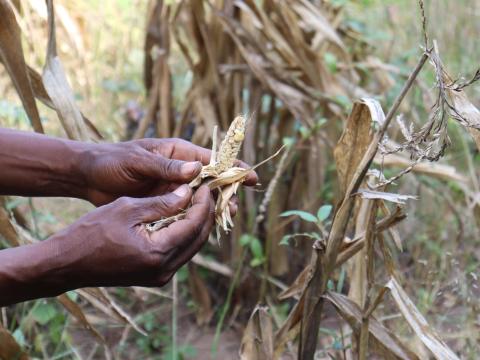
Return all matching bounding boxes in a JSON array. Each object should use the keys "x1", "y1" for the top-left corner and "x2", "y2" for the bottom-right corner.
[
  {"x1": 0, "y1": 128, "x2": 89, "y2": 199},
  {"x1": 0, "y1": 237, "x2": 73, "y2": 306}
]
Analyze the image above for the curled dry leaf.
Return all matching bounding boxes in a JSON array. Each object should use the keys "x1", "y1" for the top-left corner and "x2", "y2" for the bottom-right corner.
[
  {"x1": 43, "y1": 0, "x2": 91, "y2": 141},
  {"x1": 27, "y1": 65, "x2": 103, "y2": 140},
  {"x1": 56, "y1": 294, "x2": 106, "y2": 344},
  {"x1": 240, "y1": 305, "x2": 274, "y2": 360},
  {"x1": 356, "y1": 189, "x2": 418, "y2": 205},
  {"x1": 277, "y1": 265, "x2": 311, "y2": 301},
  {"x1": 334, "y1": 98, "x2": 379, "y2": 195},
  {"x1": 443, "y1": 72, "x2": 480, "y2": 151}
]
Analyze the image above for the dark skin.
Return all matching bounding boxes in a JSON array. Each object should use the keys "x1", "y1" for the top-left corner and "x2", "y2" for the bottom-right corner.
[{"x1": 0, "y1": 128, "x2": 258, "y2": 306}]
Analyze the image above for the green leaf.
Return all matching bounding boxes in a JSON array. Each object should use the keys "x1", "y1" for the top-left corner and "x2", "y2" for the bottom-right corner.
[
  {"x1": 249, "y1": 237, "x2": 264, "y2": 259},
  {"x1": 176, "y1": 265, "x2": 188, "y2": 282},
  {"x1": 32, "y1": 302, "x2": 57, "y2": 325},
  {"x1": 250, "y1": 257, "x2": 265, "y2": 267},
  {"x1": 239, "y1": 234, "x2": 252, "y2": 246},
  {"x1": 280, "y1": 210, "x2": 317, "y2": 223},
  {"x1": 317, "y1": 205, "x2": 333, "y2": 222},
  {"x1": 324, "y1": 52, "x2": 338, "y2": 73},
  {"x1": 5, "y1": 198, "x2": 28, "y2": 211},
  {"x1": 327, "y1": 279, "x2": 334, "y2": 290},
  {"x1": 13, "y1": 328, "x2": 26, "y2": 347},
  {"x1": 66, "y1": 291, "x2": 78, "y2": 302},
  {"x1": 282, "y1": 136, "x2": 295, "y2": 148},
  {"x1": 299, "y1": 125, "x2": 310, "y2": 139}
]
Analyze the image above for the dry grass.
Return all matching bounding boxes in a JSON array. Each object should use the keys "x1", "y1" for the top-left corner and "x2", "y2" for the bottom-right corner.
[{"x1": 0, "y1": 0, "x2": 479, "y2": 359}]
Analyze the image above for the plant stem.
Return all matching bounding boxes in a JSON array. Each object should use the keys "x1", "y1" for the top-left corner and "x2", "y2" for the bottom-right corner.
[
  {"x1": 298, "y1": 51, "x2": 430, "y2": 360},
  {"x1": 211, "y1": 248, "x2": 246, "y2": 357},
  {"x1": 172, "y1": 273, "x2": 178, "y2": 360}
]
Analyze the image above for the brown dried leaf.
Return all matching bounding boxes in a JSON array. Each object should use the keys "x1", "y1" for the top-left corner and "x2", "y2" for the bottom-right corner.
[
  {"x1": 27, "y1": 65, "x2": 102, "y2": 140},
  {"x1": 278, "y1": 265, "x2": 311, "y2": 300},
  {"x1": 0, "y1": 325, "x2": 28, "y2": 360},
  {"x1": 385, "y1": 277, "x2": 460, "y2": 360},
  {"x1": 0, "y1": 204, "x2": 20, "y2": 247},
  {"x1": 56, "y1": 294, "x2": 106, "y2": 344},
  {"x1": 188, "y1": 264, "x2": 213, "y2": 326},
  {"x1": 291, "y1": 0, "x2": 346, "y2": 53},
  {"x1": 240, "y1": 305, "x2": 274, "y2": 360},
  {"x1": 334, "y1": 99, "x2": 381, "y2": 195},
  {"x1": 445, "y1": 82, "x2": 480, "y2": 151},
  {"x1": 356, "y1": 189, "x2": 418, "y2": 205},
  {"x1": 347, "y1": 196, "x2": 376, "y2": 307},
  {"x1": 77, "y1": 288, "x2": 146, "y2": 336},
  {"x1": 0, "y1": 0, "x2": 43, "y2": 133},
  {"x1": 325, "y1": 291, "x2": 419, "y2": 360},
  {"x1": 192, "y1": 253, "x2": 233, "y2": 277},
  {"x1": 42, "y1": 0, "x2": 90, "y2": 141},
  {"x1": 274, "y1": 294, "x2": 304, "y2": 358},
  {"x1": 378, "y1": 202, "x2": 404, "y2": 252},
  {"x1": 216, "y1": 10, "x2": 315, "y2": 126}
]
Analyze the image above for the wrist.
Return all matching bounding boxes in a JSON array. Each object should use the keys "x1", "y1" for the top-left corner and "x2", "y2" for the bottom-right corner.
[
  {"x1": 52, "y1": 139, "x2": 92, "y2": 200},
  {"x1": 70, "y1": 140, "x2": 100, "y2": 201}
]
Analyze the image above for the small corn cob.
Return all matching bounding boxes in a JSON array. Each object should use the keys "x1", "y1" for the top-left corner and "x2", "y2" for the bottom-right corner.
[
  {"x1": 214, "y1": 116, "x2": 246, "y2": 173},
  {"x1": 147, "y1": 115, "x2": 249, "y2": 234}
]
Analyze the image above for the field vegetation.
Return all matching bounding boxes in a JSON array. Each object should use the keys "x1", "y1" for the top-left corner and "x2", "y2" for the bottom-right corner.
[{"x1": 0, "y1": 0, "x2": 479, "y2": 359}]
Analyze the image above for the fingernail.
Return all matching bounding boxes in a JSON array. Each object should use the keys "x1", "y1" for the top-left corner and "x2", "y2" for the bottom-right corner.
[
  {"x1": 181, "y1": 161, "x2": 201, "y2": 176},
  {"x1": 173, "y1": 184, "x2": 190, "y2": 197}
]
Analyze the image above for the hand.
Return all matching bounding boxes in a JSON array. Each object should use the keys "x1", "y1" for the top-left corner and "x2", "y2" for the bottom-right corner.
[
  {"x1": 53, "y1": 185, "x2": 214, "y2": 289},
  {"x1": 81, "y1": 138, "x2": 258, "y2": 206}
]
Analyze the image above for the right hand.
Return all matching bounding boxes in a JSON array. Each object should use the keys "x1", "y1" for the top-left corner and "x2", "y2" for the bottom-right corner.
[
  {"x1": 79, "y1": 138, "x2": 258, "y2": 206},
  {"x1": 52, "y1": 184, "x2": 214, "y2": 289}
]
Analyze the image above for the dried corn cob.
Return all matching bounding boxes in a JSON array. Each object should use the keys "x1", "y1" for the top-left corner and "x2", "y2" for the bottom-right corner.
[
  {"x1": 215, "y1": 115, "x2": 246, "y2": 173},
  {"x1": 145, "y1": 115, "x2": 284, "y2": 237},
  {"x1": 189, "y1": 115, "x2": 246, "y2": 187}
]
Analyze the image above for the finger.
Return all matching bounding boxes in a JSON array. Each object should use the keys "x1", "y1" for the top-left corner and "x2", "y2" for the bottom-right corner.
[
  {"x1": 135, "y1": 185, "x2": 193, "y2": 222},
  {"x1": 234, "y1": 160, "x2": 258, "y2": 186},
  {"x1": 168, "y1": 143, "x2": 259, "y2": 186},
  {"x1": 146, "y1": 182, "x2": 181, "y2": 197},
  {"x1": 150, "y1": 185, "x2": 213, "y2": 249},
  {"x1": 146, "y1": 153, "x2": 202, "y2": 183},
  {"x1": 228, "y1": 196, "x2": 239, "y2": 217},
  {"x1": 151, "y1": 138, "x2": 212, "y2": 165},
  {"x1": 149, "y1": 138, "x2": 258, "y2": 185},
  {"x1": 165, "y1": 190, "x2": 215, "y2": 271}
]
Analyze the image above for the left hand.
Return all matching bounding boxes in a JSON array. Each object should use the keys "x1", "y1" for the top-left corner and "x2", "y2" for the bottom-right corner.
[{"x1": 80, "y1": 138, "x2": 258, "y2": 206}]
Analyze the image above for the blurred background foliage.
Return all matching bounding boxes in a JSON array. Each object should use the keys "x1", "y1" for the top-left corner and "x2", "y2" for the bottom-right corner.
[{"x1": 0, "y1": 0, "x2": 479, "y2": 359}]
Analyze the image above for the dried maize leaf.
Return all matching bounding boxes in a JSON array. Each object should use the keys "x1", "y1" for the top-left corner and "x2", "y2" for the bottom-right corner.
[
  {"x1": 334, "y1": 99, "x2": 380, "y2": 195},
  {"x1": 240, "y1": 305, "x2": 274, "y2": 360},
  {"x1": 0, "y1": 325, "x2": 28, "y2": 360},
  {"x1": 386, "y1": 277, "x2": 460, "y2": 360},
  {"x1": 325, "y1": 291, "x2": 419, "y2": 360},
  {"x1": 0, "y1": 0, "x2": 43, "y2": 133}
]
